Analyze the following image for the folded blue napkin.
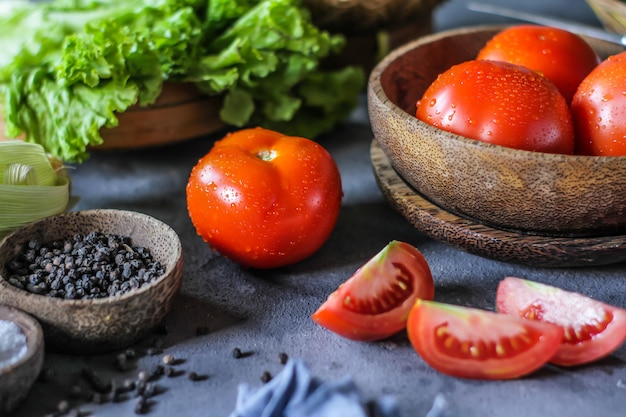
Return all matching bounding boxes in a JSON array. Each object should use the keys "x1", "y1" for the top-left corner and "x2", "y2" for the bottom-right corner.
[{"x1": 229, "y1": 358, "x2": 450, "y2": 417}]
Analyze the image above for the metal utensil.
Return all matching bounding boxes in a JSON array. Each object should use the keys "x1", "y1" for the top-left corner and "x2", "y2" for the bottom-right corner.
[{"x1": 467, "y1": 1, "x2": 626, "y2": 46}]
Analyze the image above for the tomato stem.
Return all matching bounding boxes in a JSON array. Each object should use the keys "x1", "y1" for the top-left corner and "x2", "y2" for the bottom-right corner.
[{"x1": 257, "y1": 149, "x2": 277, "y2": 161}]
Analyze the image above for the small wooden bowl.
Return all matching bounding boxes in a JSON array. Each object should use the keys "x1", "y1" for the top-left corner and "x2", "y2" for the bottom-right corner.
[
  {"x1": 0, "y1": 305, "x2": 44, "y2": 416},
  {"x1": 368, "y1": 25, "x2": 626, "y2": 236},
  {"x1": 0, "y1": 210, "x2": 183, "y2": 354}
]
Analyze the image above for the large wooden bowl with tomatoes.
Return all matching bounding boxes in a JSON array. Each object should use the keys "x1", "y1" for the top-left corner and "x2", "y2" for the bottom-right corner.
[{"x1": 368, "y1": 25, "x2": 626, "y2": 237}]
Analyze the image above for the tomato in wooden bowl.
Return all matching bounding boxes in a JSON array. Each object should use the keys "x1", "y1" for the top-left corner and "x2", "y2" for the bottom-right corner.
[{"x1": 367, "y1": 25, "x2": 626, "y2": 237}]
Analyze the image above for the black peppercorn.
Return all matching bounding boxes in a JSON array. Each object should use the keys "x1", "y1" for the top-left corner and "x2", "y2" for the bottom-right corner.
[
  {"x1": 81, "y1": 368, "x2": 111, "y2": 393},
  {"x1": 232, "y1": 347, "x2": 252, "y2": 358},
  {"x1": 260, "y1": 371, "x2": 272, "y2": 383},
  {"x1": 57, "y1": 400, "x2": 70, "y2": 413},
  {"x1": 5, "y1": 232, "x2": 165, "y2": 300},
  {"x1": 90, "y1": 392, "x2": 105, "y2": 404},
  {"x1": 196, "y1": 326, "x2": 209, "y2": 336},
  {"x1": 188, "y1": 371, "x2": 208, "y2": 382},
  {"x1": 146, "y1": 347, "x2": 161, "y2": 356},
  {"x1": 134, "y1": 396, "x2": 148, "y2": 414}
]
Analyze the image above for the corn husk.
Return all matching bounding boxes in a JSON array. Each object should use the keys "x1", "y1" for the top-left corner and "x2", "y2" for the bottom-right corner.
[
  {"x1": 0, "y1": 140, "x2": 71, "y2": 239},
  {"x1": 586, "y1": 0, "x2": 626, "y2": 34}
]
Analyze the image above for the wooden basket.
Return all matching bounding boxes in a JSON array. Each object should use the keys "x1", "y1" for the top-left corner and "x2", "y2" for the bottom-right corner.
[
  {"x1": 586, "y1": 0, "x2": 626, "y2": 33},
  {"x1": 308, "y1": 0, "x2": 444, "y2": 71},
  {"x1": 303, "y1": 0, "x2": 443, "y2": 33}
]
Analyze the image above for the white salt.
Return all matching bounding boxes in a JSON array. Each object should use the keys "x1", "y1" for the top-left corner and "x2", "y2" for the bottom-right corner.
[{"x1": 0, "y1": 319, "x2": 28, "y2": 369}]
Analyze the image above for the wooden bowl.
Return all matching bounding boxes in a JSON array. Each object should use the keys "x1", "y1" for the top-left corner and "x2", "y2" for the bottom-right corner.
[
  {"x1": 368, "y1": 25, "x2": 626, "y2": 237},
  {"x1": 97, "y1": 83, "x2": 224, "y2": 150},
  {"x1": 0, "y1": 305, "x2": 44, "y2": 416},
  {"x1": 0, "y1": 209, "x2": 183, "y2": 354},
  {"x1": 0, "y1": 83, "x2": 225, "y2": 151}
]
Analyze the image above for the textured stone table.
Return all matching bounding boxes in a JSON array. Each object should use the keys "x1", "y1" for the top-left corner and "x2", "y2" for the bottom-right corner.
[{"x1": 11, "y1": 1, "x2": 626, "y2": 416}]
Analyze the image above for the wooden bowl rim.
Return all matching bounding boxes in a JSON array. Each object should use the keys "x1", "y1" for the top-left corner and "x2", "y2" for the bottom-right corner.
[
  {"x1": 368, "y1": 24, "x2": 626, "y2": 163},
  {"x1": 0, "y1": 209, "x2": 182, "y2": 306}
]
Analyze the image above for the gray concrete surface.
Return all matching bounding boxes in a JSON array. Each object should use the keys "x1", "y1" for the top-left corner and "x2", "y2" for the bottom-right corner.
[{"x1": 10, "y1": 1, "x2": 626, "y2": 416}]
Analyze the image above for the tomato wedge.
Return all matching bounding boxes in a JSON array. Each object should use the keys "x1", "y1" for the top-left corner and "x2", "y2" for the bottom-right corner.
[
  {"x1": 312, "y1": 241, "x2": 434, "y2": 342},
  {"x1": 496, "y1": 277, "x2": 626, "y2": 366},
  {"x1": 407, "y1": 299, "x2": 563, "y2": 380}
]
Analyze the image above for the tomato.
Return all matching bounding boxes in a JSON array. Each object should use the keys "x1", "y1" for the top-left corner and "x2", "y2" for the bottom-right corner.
[
  {"x1": 311, "y1": 241, "x2": 434, "y2": 341},
  {"x1": 476, "y1": 25, "x2": 600, "y2": 104},
  {"x1": 186, "y1": 127, "x2": 343, "y2": 269},
  {"x1": 496, "y1": 277, "x2": 626, "y2": 366},
  {"x1": 407, "y1": 299, "x2": 563, "y2": 380},
  {"x1": 571, "y1": 51, "x2": 626, "y2": 156},
  {"x1": 415, "y1": 59, "x2": 575, "y2": 154}
]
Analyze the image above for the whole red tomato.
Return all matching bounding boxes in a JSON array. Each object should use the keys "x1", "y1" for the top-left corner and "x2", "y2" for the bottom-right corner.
[
  {"x1": 477, "y1": 25, "x2": 600, "y2": 104},
  {"x1": 186, "y1": 127, "x2": 343, "y2": 269},
  {"x1": 415, "y1": 59, "x2": 575, "y2": 154},
  {"x1": 571, "y1": 51, "x2": 626, "y2": 156}
]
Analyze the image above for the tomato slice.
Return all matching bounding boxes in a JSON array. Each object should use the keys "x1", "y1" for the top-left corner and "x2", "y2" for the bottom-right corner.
[
  {"x1": 407, "y1": 299, "x2": 563, "y2": 380},
  {"x1": 496, "y1": 277, "x2": 626, "y2": 366},
  {"x1": 311, "y1": 241, "x2": 434, "y2": 342}
]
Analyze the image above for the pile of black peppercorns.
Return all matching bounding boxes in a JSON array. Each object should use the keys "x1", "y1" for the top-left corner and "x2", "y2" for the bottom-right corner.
[
  {"x1": 39, "y1": 346, "x2": 209, "y2": 417},
  {"x1": 4, "y1": 231, "x2": 165, "y2": 299}
]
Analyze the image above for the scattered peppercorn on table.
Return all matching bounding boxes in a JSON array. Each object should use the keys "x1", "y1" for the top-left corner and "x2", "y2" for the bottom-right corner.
[{"x1": 5, "y1": 1, "x2": 626, "y2": 416}]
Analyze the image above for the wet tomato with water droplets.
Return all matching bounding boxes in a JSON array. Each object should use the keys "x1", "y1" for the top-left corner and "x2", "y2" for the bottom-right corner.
[
  {"x1": 415, "y1": 59, "x2": 574, "y2": 154},
  {"x1": 476, "y1": 25, "x2": 600, "y2": 104},
  {"x1": 571, "y1": 51, "x2": 626, "y2": 156},
  {"x1": 496, "y1": 277, "x2": 626, "y2": 366},
  {"x1": 312, "y1": 241, "x2": 434, "y2": 341},
  {"x1": 186, "y1": 127, "x2": 342, "y2": 269},
  {"x1": 407, "y1": 299, "x2": 563, "y2": 379}
]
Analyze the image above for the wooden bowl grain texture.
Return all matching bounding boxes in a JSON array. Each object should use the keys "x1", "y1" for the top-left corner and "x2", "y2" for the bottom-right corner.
[
  {"x1": 368, "y1": 25, "x2": 626, "y2": 237},
  {"x1": 0, "y1": 210, "x2": 183, "y2": 354},
  {"x1": 97, "y1": 83, "x2": 225, "y2": 150},
  {"x1": 0, "y1": 305, "x2": 44, "y2": 416},
  {"x1": 371, "y1": 138, "x2": 626, "y2": 267}
]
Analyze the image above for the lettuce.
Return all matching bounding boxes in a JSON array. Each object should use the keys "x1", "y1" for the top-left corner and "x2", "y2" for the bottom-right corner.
[{"x1": 0, "y1": 0, "x2": 364, "y2": 162}]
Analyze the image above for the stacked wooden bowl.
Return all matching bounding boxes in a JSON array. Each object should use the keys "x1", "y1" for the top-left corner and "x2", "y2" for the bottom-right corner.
[{"x1": 368, "y1": 26, "x2": 626, "y2": 267}]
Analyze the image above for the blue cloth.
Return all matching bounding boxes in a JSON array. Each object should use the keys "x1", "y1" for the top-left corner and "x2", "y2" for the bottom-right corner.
[{"x1": 229, "y1": 358, "x2": 402, "y2": 417}]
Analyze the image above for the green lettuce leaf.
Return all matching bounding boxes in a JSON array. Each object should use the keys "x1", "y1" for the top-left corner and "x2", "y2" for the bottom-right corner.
[{"x1": 0, "y1": 0, "x2": 364, "y2": 162}]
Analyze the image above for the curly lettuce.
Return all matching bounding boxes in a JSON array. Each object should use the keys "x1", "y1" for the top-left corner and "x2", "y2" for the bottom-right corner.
[{"x1": 0, "y1": 0, "x2": 364, "y2": 162}]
